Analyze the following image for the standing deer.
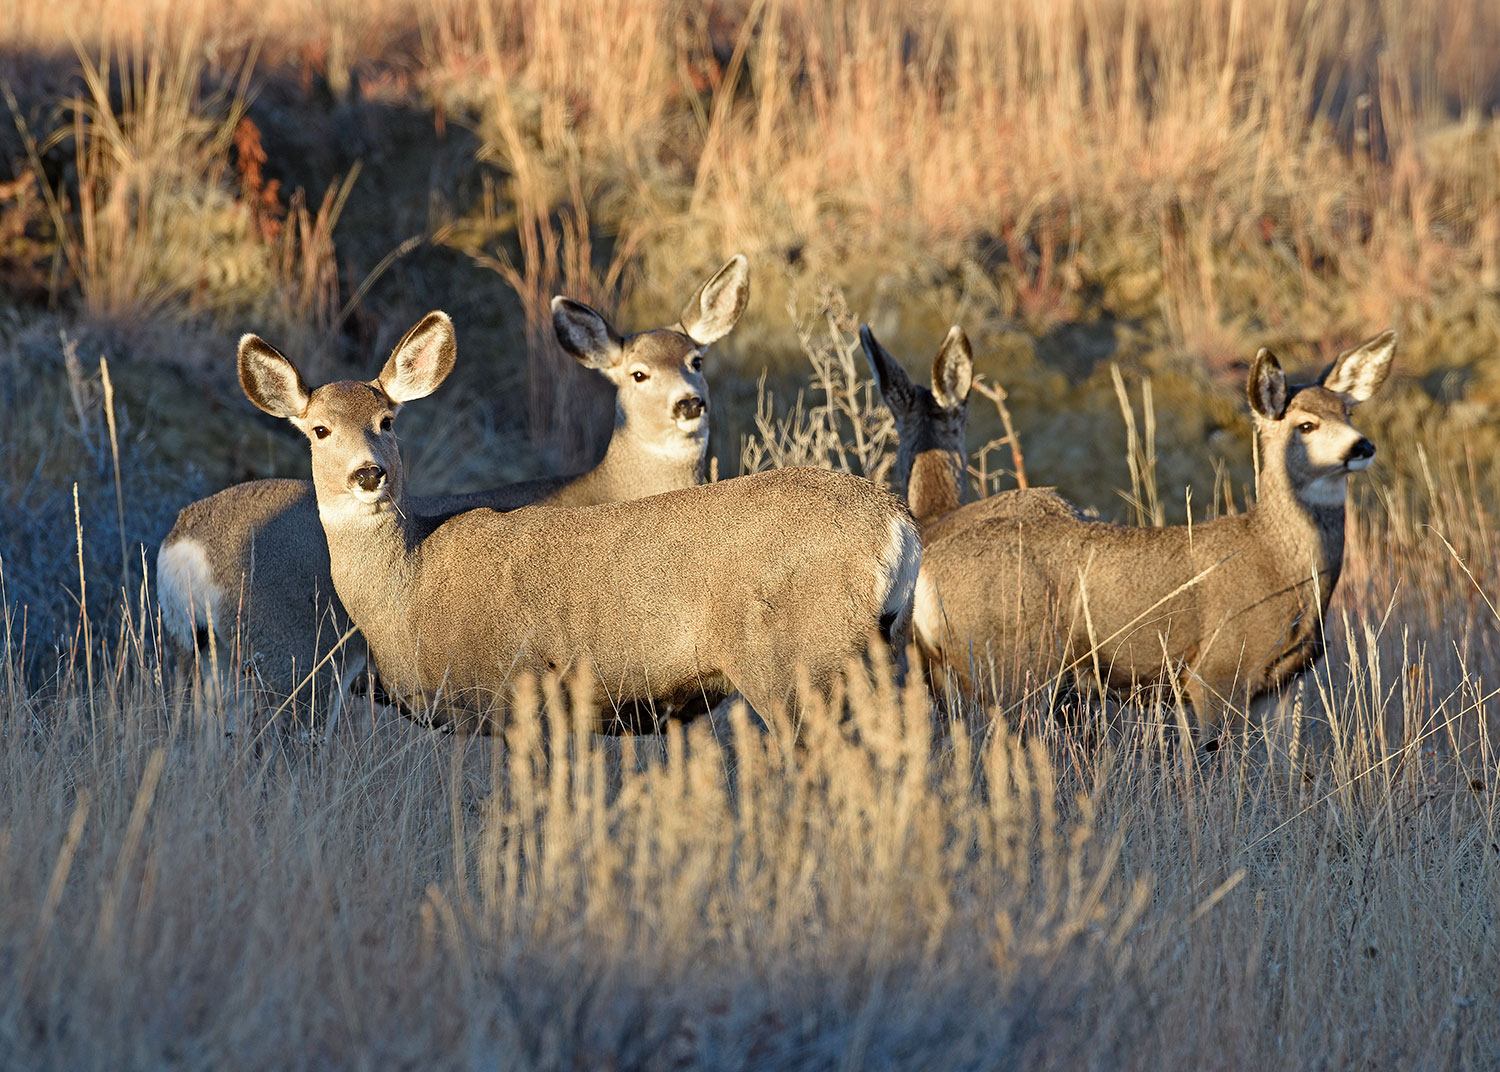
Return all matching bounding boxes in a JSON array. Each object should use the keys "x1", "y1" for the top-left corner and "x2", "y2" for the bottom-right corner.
[
  {"x1": 910, "y1": 332, "x2": 1396, "y2": 743},
  {"x1": 235, "y1": 311, "x2": 919, "y2": 735},
  {"x1": 156, "y1": 256, "x2": 749, "y2": 727}
]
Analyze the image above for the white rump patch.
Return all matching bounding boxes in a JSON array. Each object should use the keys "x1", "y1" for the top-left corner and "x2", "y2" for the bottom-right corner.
[
  {"x1": 912, "y1": 569, "x2": 942, "y2": 651},
  {"x1": 876, "y1": 514, "x2": 921, "y2": 622},
  {"x1": 157, "y1": 538, "x2": 223, "y2": 648}
]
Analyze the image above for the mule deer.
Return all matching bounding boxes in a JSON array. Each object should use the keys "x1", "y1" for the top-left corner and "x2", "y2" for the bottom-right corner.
[
  {"x1": 913, "y1": 332, "x2": 1396, "y2": 742},
  {"x1": 235, "y1": 311, "x2": 919, "y2": 735},
  {"x1": 860, "y1": 324, "x2": 973, "y2": 529},
  {"x1": 156, "y1": 256, "x2": 749, "y2": 727}
]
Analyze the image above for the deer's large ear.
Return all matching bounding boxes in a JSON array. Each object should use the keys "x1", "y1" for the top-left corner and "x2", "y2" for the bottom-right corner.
[
  {"x1": 379, "y1": 312, "x2": 457, "y2": 403},
  {"x1": 860, "y1": 325, "x2": 917, "y2": 415},
  {"x1": 1247, "y1": 348, "x2": 1288, "y2": 420},
  {"x1": 931, "y1": 326, "x2": 973, "y2": 410},
  {"x1": 678, "y1": 254, "x2": 750, "y2": 344},
  {"x1": 551, "y1": 297, "x2": 624, "y2": 370},
  {"x1": 239, "y1": 335, "x2": 311, "y2": 418},
  {"x1": 1321, "y1": 330, "x2": 1396, "y2": 405}
]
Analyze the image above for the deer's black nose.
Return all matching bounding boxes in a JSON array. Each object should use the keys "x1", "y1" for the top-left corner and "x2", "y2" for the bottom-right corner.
[
  {"x1": 352, "y1": 464, "x2": 386, "y2": 492},
  {"x1": 673, "y1": 396, "x2": 705, "y2": 420},
  {"x1": 1347, "y1": 438, "x2": 1375, "y2": 462}
]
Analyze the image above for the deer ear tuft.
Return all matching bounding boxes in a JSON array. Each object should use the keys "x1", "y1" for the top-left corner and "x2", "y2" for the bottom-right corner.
[
  {"x1": 1321, "y1": 330, "x2": 1396, "y2": 404},
  {"x1": 679, "y1": 254, "x2": 750, "y2": 344},
  {"x1": 552, "y1": 297, "x2": 625, "y2": 371},
  {"x1": 379, "y1": 312, "x2": 457, "y2": 403}
]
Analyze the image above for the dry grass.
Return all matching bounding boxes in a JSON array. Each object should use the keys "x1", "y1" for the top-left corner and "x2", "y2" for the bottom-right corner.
[
  {"x1": 5, "y1": 29, "x2": 352, "y2": 347},
  {"x1": 8, "y1": 1, "x2": 1500, "y2": 374},
  {"x1": 6, "y1": 0, "x2": 1500, "y2": 484},
  {"x1": 2, "y1": 1, "x2": 1500, "y2": 1066},
  {"x1": 0, "y1": 296, "x2": 1496, "y2": 1067},
  {"x1": 0, "y1": 476, "x2": 1496, "y2": 1067}
]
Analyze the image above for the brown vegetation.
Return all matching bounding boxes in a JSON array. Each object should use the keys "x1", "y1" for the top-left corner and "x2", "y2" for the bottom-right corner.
[{"x1": 1, "y1": 1, "x2": 1498, "y2": 1066}]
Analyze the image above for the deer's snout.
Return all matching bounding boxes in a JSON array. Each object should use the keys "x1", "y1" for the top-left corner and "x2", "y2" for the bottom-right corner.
[
  {"x1": 351, "y1": 464, "x2": 387, "y2": 493},
  {"x1": 673, "y1": 395, "x2": 706, "y2": 421}
]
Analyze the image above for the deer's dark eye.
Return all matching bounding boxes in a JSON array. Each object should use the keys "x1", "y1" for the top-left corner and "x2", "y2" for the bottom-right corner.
[
  {"x1": 380, "y1": 416, "x2": 393, "y2": 432},
  {"x1": 1297, "y1": 422, "x2": 1316, "y2": 434},
  {"x1": 313, "y1": 426, "x2": 331, "y2": 440},
  {"x1": 631, "y1": 370, "x2": 648, "y2": 383},
  {"x1": 690, "y1": 355, "x2": 703, "y2": 372}
]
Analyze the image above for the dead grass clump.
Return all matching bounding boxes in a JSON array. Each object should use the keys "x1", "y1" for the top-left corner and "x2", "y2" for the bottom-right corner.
[
  {"x1": 6, "y1": 29, "x2": 351, "y2": 345},
  {"x1": 739, "y1": 289, "x2": 895, "y2": 481}
]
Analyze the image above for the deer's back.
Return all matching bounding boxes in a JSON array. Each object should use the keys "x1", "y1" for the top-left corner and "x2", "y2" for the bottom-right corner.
[
  {"x1": 922, "y1": 499, "x2": 1331, "y2": 701},
  {"x1": 391, "y1": 467, "x2": 909, "y2": 706}
]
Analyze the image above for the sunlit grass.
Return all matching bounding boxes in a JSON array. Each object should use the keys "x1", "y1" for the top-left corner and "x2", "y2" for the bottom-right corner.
[{"x1": 2, "y1": 0, "x2": 1499, "y2": 1064}]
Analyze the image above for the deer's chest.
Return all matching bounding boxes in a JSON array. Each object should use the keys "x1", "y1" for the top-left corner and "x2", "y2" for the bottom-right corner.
[{"x1": 1258, "y1": 573, "x2": 1333, "y2": 693}]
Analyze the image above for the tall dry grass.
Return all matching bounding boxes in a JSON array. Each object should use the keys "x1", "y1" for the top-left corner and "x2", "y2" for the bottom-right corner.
[
  {"x1": 8, "y1": 0, "x2": 1500, "y2": 487},
  {"x1": 12, "y1": 1, "x2": 1496, "y2": 374},
  {"x1": 4, "y1": 26, "x2": 354, "y2": 352},
  {"x1": 1, "y1": 1, "x2": 1499, "y2": 1065},
  {"x1": 0, "y1": 458, "x2": 1497, "y2": 1066},
  {"x1": 419, "y1": 0, "x2": 1500, "y2": 368},
  {"x1": 2, "y1": 288, "x2": 1492, "y2": 1066}
]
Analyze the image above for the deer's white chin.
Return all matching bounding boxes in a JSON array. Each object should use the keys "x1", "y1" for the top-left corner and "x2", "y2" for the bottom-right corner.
[
  {"x1": 1299, "y1": 472, "x2": 1349, "y2": 508},
  {"x1": 321, "y1": 490, "x2": 391, "y2": 521},
  {"x1": 1344, "y1": 454, "x2": 1374, "y2": 472},
  {"x1": 643, "y1": 426, "x2": 707, "y2": 458}
]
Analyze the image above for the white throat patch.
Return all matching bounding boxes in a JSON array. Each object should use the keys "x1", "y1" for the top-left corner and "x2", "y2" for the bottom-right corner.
[
  {"x1": 1298, "y1": 471, "x2": 1349, "y2": 508},
  {"x1": 640, "y1": 430, "x2": 708, "y2": 459},
  {"x1": 318, "y1": 494, "x2": 391, "y2": 523}
]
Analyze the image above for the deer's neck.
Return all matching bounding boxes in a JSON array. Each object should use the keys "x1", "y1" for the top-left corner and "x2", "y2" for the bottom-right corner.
[
  {"x1": 906, "y1": 448, "x2": 965, "y2": 529},
  {"x1": 587, "y1": 424, "x2": 707, "y2": 500},
  {"x1": 316, "y1": 491, "x2": 425, "y2": 663},
  {"x1": 1249, "y1": 460, "x2": 1347, "y2": 607}
]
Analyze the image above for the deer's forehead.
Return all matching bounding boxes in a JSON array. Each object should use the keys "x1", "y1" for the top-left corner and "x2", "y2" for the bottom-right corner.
[
  {"x1": 1285, "y1": 386, "x2": 1351, "y2": 422},
  {"x1": 913, "y1": 384, "x2": 962, "y2": 418},
  {"x1": 307, "y1": 381, "x2": 391, "y2": 422},
  {"x1": 626, "y1": 330, "x2": 699, "y2": 368}
]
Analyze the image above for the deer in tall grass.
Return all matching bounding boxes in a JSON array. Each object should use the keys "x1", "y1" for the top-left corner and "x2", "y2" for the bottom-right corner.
[
  {"x1": 872, "y1": 327, "x2": 1396, "y2": 745},
  {"x1": 156, "y1": 256, "x2": 749, "y2": 729},
  {"x1": 234, "y1": 310, "x2": 919, "y2": 735}
]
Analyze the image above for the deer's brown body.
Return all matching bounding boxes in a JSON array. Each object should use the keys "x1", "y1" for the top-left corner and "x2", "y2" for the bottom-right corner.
[
  {"x1": 872, "y1": 329, "x2": 1396, "y2": 738},
  {"x1": 236, "y1": 311, "x2": 919, "y2": 734},
  {"x1": 156, "y1": 257, "x2": 748, "y2": 719}
]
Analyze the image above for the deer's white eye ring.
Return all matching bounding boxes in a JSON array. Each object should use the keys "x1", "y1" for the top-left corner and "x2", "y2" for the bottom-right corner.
[{"x1": 313, "y1": 425, "x2": 331, "y2": 440}]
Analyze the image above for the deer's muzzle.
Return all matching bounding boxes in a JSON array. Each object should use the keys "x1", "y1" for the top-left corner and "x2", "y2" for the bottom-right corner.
[
  {"x1": 672, "y1": 395, "x2": 706, "y2": 421},
  {"x1": 1345, "y1": 438, "x2": 1375, "y2": 470},
  {"x1": 351, "y1": 464, "x2": 387, "y2": 493}
]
